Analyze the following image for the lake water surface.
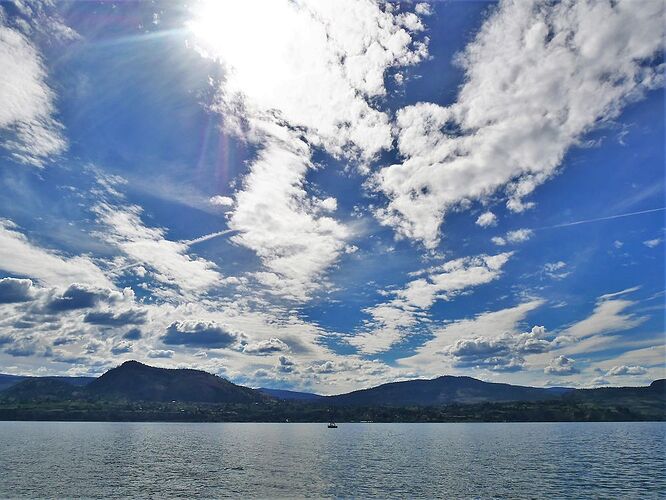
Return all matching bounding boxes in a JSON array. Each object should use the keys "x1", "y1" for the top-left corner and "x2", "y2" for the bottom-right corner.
[{"x1": 1, "y1": 421, "x2": 664, "y2": 498}]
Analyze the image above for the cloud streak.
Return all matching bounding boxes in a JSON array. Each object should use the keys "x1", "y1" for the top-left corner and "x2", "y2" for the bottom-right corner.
[
  {"x1": 350, "y1": 253, "x2": 513, "y2": 354},
  {"x1": 0, "y1": 24, "x2": 67, "y2": 166}
]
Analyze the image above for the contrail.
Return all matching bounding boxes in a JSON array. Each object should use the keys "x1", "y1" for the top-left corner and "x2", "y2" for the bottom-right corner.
[
  {"x1": 538, "y1": 207, "x2": 666, "y2": 230},
  {"x1": 181, "y1": 229, "x2": 237, "y2": 246},
  {"x1": 111, "y1": 229, "x2": 237, "y2": 274}
]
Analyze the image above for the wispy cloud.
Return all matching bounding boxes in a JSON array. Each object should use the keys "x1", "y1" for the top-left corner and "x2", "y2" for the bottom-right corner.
[
  {"x1": 0, "y1": 25, "x2": 66, "y2": 166},
  {"x1": 350, "y1": 253, "x2": 513, "y2": 354},
  {"x1": 0, "y1": 219, "x2": 112, "y2": 288},
  {"x1": 93, "y1": 202, "x2": 223, "y2": 297},
  {"x1": 398, "y1": 299, "x2": 545, "y2": 374}
]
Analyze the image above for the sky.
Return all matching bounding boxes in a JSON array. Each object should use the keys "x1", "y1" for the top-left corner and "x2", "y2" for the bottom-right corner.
[{"x1": 0, "y1": 0, "x2": 664, "y2": 394}]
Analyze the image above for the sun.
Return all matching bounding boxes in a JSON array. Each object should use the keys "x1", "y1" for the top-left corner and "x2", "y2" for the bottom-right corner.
[{"x1": 187, "y1": 0, "x2": 305, "y2": 108}]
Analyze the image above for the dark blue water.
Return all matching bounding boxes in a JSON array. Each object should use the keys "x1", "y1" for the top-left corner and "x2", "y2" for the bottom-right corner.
[{"x1": 1, "y1": 422, "x2": 664, "y2": 498}]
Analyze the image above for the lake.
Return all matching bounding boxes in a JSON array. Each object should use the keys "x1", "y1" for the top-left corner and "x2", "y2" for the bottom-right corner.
[{"x1": 1, "y1": 421, "x2": 664, "y2": 498}]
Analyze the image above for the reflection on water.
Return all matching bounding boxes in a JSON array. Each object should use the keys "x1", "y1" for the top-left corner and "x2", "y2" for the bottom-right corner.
[{"x1": 1, "y1": 422, "x2": 664, "y2": 498}]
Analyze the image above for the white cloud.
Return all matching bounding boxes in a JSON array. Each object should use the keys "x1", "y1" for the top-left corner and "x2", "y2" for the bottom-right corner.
[
  {"x1": 0, "y1": 25, "x2": 66, "y2": 166},
  {"x1": 505, "y1": 229, "x2": 533, "y2": 244},
  {"x1": 595, "y1": 345, "x2": 666, "y2": 374},
  {"x1": 372, "y1": 0, "x2": 664, "y2": 247},
  {"x1": 209, "y1": 195, "x2": 234, "y2": 208},
  {"x1": 559, "y1": 293, "x2": 646, "y2": 340},
  {"x1": 643, "y1": 238, "x2": 662, "y2": 248},
  {"x1": 190, "y1": 0, "x2": 427, "y2": 160},
  {"x1": 414, "y1": 3, "x2": 432, "y2": 16},
  {"x1": 147, "y1": 349, "x2": 174, "y2": 359},
  {"x1": 349, "y1": 252, "x2": 513, "y2": 353},
  {"x1": 475, "y1": 211, "x2": 497, "y2": 228},
  {"x1": 492, "y1": 228, "x2": 533, "y2": 246},
  {"x1": 0, "y1": 219, "x2": 113, "y2": 288},
  {"x1": 228, "y1": 141, "x2": 351, "y2": 301},
  {"x1": 93, "y1": 203, "x2": 222, "y2": 296},
  {"x1": 543, "y1": 261, "x2": 570, "y2": 280},
  {"x1": 243, "y1": 338, "x2": 290, "y2": 355},
  {"x1": 319, "y1": 197, "x2": 338, "y2": 212},
  {"x1": 398, "y1": 299, "x2": 545, "y2": 374},
  {"x1": 190, "y1": 0, "x2": 428, "y2": 300},
  {"x1": 544, "y1": 355, "x2": 578, "y2": 375},
  {"x1": 605, "y1": 365, "x2": 647, "y2": 376},
  {"x1": 443, "y1": 325, "x2": 552, "y2": 373}
]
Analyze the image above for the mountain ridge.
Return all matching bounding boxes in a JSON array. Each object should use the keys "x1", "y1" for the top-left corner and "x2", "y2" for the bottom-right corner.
[
  {"x1": 0, "y1": 361, "x2": 663, "y2": 407},
  {"x1": 85, "y1": 360, "x2": 267, "y2": 403}
]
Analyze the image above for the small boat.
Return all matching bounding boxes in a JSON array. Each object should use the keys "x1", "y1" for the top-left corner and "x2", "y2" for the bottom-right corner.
[{"x1": 327, "y1": 422, "x2": 338, "y2": 428}]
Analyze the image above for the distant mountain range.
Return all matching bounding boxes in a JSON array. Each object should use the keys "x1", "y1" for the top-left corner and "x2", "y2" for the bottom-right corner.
[
  {"x1": 0, "y1": 373, "x2": 93, "y2": 392},
  {"x1": 323, "y1": 376, "x2": 572, "y2": 406},
  {"x1": 0, "y1": 361, "x2": 663, "y2": 412},
  {"x1": 257, "y1": 388, "x2": 324, "y2": 401}
]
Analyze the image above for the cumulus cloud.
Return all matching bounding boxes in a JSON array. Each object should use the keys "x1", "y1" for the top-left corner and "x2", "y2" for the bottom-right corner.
[
  {"x1": 44, "y1": 283, "x2": 121, "y2": 312},
  {"x1": 544, "y1": 355, "x2": 579, "y2": 375},
  {"x1": 276, "y1": 355, "x2": 296, "y2": 373},
  {"x1": 123, "y1": 328, "x2": 142, "y2": 340},
  {"x1": 491, "y1": 229, "x2": 534, "y2": 247},
  {"x1": 372, "y1": 0, "x2": 664, "y2": 247},
  {"x1": 162, "y1": 320, "x2": 241, "y2": 349},
  {"x1": 191, "y1": 0, "x2": 427, "y2": 159},
  {"x1": 319, "y1": 197, "x2": 338, "y2": 212},
  {"x1": 0, "y1": 25, "x2": 66, "y2": 166},
  {"x1": 243, "y1": 338, "x2": 290, "y2": 355},
  {"x1": 147, "y1": 349, "x2": 174, "y2": 359},
  {"x1": 398, "y1": 299, "x2": 544, "y2": 373},
  {"x1": 605, "y1": 365, "x2": 648, "y2": 376},
  {"x1": 505, "y1": 229, "x2": 533, "y2": 244},
  {"x1": 350, "y1": 252, "x2": 513, "y2": 353},
  {"x1": 444, "y1": 325, "x2": 552, "y2": 372},
  {"x1": 446, "y1": 338, "x2": 521, "y2": 372},
  {"x1": 209, "y1": 195, "x2": 234, "y2": 208},
  {"x1": 475, "y1": 211, "x2": 497, "y2": 228},
  {"x1": 0, "y1": 277, "x2": 34, "y2": 303},
  {"x1": 110, "y1": 341, "x2": 133, "y2": 355},
  {"x1": 83, "y1": 309, "x2": 147, "y2": 326},
  {"x1": 5, "y1": 343, "x2": 37, "y2": 357}
]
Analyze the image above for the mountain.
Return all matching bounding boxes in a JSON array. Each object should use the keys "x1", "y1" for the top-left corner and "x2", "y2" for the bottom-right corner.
[
  {"x1": 86, "y1": 360, "x2": 267, "y2": 403},
  {"x1": 565, "y1": 379, "x2": 666, "y2": 403},
  {"x1": 0, "y1": 374, "x2": 28, "y2": 392},
  {"x1": 1, "y1": 361, "x2": 662, "y2": 414},
  {"x1": 258, "y1": 388, "x2": 323, "y2": 401},
  {"x1": 324, "y1": 376, "x2": 565, "y2": 406},
  {"x1": 0, "y1": 378, "x2": 86, "y2": 402},
  {"x1": 0, "y1": 374, "x2": 93, "y2": 392}
]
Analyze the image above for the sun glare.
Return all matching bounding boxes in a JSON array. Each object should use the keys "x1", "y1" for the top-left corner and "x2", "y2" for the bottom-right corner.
[{"x1": 188, "y1": 0, "x2": 304, "y2": 107}]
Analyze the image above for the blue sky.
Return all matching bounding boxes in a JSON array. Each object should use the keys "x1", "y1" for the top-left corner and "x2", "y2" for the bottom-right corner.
[{"x1": 0, "y1": 0, "x2": 663, "y2": 393}]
